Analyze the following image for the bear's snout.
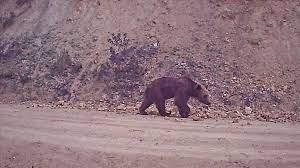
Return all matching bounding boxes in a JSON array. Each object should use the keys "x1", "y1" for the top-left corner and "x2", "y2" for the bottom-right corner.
[{"x1": 199, "y1": 95, "x2": 211, "y2": 106}]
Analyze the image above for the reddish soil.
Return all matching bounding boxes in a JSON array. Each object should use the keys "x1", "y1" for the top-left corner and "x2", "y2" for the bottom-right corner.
[{"x1": 1, "y1": 104, "x2": 300, "y2": 168}]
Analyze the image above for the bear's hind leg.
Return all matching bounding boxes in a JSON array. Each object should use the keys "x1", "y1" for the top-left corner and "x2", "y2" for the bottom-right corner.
[
  {"x1": 174, "y1": 92, "x2": 190, "y2": 118},
  {"x1": 155, "y1": 100, "x2": 171, "y2": 117}
]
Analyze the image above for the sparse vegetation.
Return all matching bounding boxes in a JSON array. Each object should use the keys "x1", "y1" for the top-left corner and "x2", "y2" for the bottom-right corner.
[
  {"x1": 50, "y1": 49, "x2": 73, "y2": 76},
  {"x1": 0, "y1": 12, "x2": 16, "y2": 31},
  {"x1": 0, "y1": 66, "x2": 15, "y2": 79},
  {"x1": 0, "y1": 32, "x2": 82, "y2": 101},
  {"x1": 99, "y1": 32, "x2": 158, "y2": 100},
  {"x1": 107, "y1": 33, "x2": 130, "y2": 54},
  {"x1": 16, "y1": 0, "x2": 32, "y2": 7}
]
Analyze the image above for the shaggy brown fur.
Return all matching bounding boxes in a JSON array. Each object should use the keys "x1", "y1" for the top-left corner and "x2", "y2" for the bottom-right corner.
[{"x1": 139, "y1": 76, "x2": 211, "y2": 118}]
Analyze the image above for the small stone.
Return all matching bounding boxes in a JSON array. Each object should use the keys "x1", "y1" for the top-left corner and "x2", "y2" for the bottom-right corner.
[
  {"x1": 232, "y1": 118, "x2": 239, "y2": 123},
  {"x1": 38, "y1": 104, "x2": 44, "y2": 107},
  {"x1": 164, "y1": 116, "x2": 170, "y2": 120},
  {"x1": 245, "y1": 107, "x2": 252, "y2": 115},
  {"x1": 219, "y1": 111, "x2": 227, "y2": 118},
  {"x1": 117, "y1": 104, "x2": 126, "y2": 110},
  {"x1": 246, "y1": 121, "x2": 251, "y2": 125},
  {"x1": 126, "y1": 105, "x2": 137, "y2": 112},
  {"x1": 257, "y1": 116, "x2": 266, "y2": 122},
  {"x1": 97, "y1": 106, "x2": 107, "y2": 111},
  {"x1": 227, "y1": 111, "x2": 239, "y2": 118},
  {"x1": 57, "y1": 100, "x2": 65, "y2": 106},
  {"x1": 192, "y1": 116, "x2": 202, "y2": 121},
  {"x1": 224, "y1": 37, "x2": 230, "y2": 42},
  {"x1": 207, "y1": 112, "x2": 217, "y2": 118},
  {"x1": 78, "y1": 102, "x2": 86, "y2": 109},
  {"x1": 271, "y1": 86, "x2": 276, "y2": 92},
  {"x1": 93, "y1": 37, "x2": 98, "y2": 42}
]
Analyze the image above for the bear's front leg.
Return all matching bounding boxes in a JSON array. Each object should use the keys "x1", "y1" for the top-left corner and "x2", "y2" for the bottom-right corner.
[
  {"x1": 177, "y1": 105, "x2": 190, "y2": 118},
  {"x1": 174, "y1": 91, "x2": 190, "y2": 118}
]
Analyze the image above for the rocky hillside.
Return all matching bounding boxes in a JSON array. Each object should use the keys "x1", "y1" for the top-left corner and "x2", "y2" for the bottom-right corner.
[{"x1": 0, "y1": 0, "x2": 299, "y2": 122}]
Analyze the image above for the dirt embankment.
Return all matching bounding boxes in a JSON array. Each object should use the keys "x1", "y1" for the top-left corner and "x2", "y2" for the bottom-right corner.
[
  {"x1": 0, "y1": 0, "x2": 299, "y2": 121},
  {"x1": 1, "y1": 104, "x2": 300, "y2": 168}
]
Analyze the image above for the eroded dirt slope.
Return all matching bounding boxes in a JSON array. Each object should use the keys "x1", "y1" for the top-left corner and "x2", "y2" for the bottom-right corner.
[{"x1": 0, "y1": 0, "x2": 299, "y2": 119}]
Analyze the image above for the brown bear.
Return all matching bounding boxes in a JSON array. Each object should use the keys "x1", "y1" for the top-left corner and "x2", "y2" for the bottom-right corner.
[{"x1": 139, "y1": 76, "x2": 211, "y2": 118}]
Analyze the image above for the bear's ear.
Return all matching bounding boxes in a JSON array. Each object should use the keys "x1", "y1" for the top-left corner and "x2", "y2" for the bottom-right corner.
[{"x1": 194, "y1": 84, "x2": 202, "y2": 90}]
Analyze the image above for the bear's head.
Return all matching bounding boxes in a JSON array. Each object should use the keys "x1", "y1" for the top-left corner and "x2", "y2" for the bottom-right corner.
[{"x1": 193, "y1": 84, "x2": 211, "y2": 106}]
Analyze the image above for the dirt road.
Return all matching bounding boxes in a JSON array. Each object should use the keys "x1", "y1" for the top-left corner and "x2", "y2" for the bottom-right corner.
[{"x1": 0, "y1": 104, "x2": 299, "y2": 168}]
